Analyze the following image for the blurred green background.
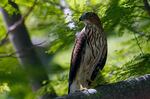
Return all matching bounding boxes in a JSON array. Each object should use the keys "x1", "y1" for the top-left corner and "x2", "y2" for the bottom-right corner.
[{"x1": 0, "y1": 0, "x2": 150, "y2": 98}]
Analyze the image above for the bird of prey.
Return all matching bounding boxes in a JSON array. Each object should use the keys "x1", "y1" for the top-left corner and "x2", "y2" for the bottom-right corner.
[{"x1": 68, "y1": 12, "x2": 107, "y2": 94}]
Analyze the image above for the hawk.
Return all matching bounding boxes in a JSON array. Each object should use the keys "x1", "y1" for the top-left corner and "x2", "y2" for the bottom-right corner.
[{"x1": 68, "y1": 12, "x2": 107, "y2": 94}]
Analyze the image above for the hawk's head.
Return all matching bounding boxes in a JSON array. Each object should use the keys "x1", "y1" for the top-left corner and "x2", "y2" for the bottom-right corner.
[{"x1": 79, "y1": 12, "x2": 101, "y2": 25}]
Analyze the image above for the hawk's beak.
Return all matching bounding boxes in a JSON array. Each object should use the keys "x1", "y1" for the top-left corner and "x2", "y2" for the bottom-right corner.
[
  {"x1": 79, "y1": 16, "x2": 83, "y2": 21},
  {"x1": 79, "y1": 14, "x2": 85, "y2": 21},
  {"x1": 79, "y1": 12, "x2": 87, "y2": 21}
]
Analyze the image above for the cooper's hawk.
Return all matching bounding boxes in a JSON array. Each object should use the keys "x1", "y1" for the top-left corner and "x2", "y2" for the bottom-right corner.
[{"x1": 68, "y1": 12, "x2": 107, "y2": 94}]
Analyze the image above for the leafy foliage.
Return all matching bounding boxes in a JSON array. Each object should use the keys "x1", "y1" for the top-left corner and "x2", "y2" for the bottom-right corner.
[
  {"x1": 0, "y1": 0, "x2": 150, "y2": 98},
  {"x1": 0, "y1": 83, "x2": 10, "y2": 94}
]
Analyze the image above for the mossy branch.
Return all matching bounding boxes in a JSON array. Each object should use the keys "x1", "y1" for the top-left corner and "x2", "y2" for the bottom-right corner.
[{"x1": 56, "y1": 74, "x2": 150, "y2": 99}]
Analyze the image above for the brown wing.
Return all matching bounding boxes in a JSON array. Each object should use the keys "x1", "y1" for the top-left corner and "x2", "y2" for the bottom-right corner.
[
  {"x1": 90, "y1": 40, "x2": 107, "y2": 81},
  {"x1": 68, "y1": 30, "x2": 87, "y2": 93}
]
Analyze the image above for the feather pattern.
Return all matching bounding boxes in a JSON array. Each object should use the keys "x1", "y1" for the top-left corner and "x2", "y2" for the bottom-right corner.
[
  {"x1": 68, "y1": 28, "x2": 87, "y2": 93},
  {"x1": 68, "y1": 12, "x2": 107, "y2": 94}
]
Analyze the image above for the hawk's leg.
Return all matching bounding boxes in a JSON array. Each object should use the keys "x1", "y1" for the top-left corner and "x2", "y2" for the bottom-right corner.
[
  {"x1": 74, "y1": 84, "x2": 88, "y2": 92},
  {"x1": 75, "y1": 84, "x2": 97, "y2": 95}
]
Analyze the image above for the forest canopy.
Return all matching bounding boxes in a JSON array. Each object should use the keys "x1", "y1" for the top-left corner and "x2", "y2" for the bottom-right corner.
[{"x1": 0, "y1": 0, "x2": 150, "y2": 98}]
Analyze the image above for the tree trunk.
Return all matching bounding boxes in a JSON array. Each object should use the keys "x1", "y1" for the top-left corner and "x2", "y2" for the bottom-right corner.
[
  {"x1": 56, "y1": 74, "x2": 150, "y2": 99},
  {"x1": 0, "y1": 1, "x2": 54, "y2": 98},
  {"x1": 143, "y1": 0, "x2": 150, "y2": 15}
]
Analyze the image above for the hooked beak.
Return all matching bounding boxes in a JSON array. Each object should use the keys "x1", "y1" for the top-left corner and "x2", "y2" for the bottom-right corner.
[
  {"x1": 79, "y1": 16, "x2": 83, "y2": 21},
  {"x1": 79, "y1": 13, "x2": 86, "y2": 21}
]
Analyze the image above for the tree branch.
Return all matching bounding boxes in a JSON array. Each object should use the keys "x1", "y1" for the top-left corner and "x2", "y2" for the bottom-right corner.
[
  {"x1": 56, "y1": 74, "x2": 150, "y2": 99},
  {"x1": 0, "y1": 51, "x2": 17, "y2": 58},
  {"x1": 8, "y1": 0, "x2": 37, "y2": 32},
  {"x1": 143, "y1": 0, "x2": 150, "y2": 15},
  {"x1": 0, "y1": 1, "x2": 57, "y2": 98},
  {"x1": 132, "y1": 32, "x2": 144, "y2": 55},
  {"x1": 0, "y1": 40, "x2": 47, "y2": 58},
  {"x1": 0, "y1": 0, "x2": 37, "y2": 46}
]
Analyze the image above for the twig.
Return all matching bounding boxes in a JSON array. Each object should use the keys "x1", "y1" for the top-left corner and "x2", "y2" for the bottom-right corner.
[
  {"x1": 8, "y1": 0, "x2": 37, "y2": 32},
  {"x1": 120, "y1": 23, "x2": 144, "y2": 55},
  {"x1": 34, "y1": 40, "x2": 48, "y2": 46},
  {"x1": 0, "y1": 39, "x2": 47, "y2": 58},
  {"x1": 0, "y1": 33, "x2": 9, "y2": 46},
  {"x1": 0, "y1": 0, "x2": 37, "y2": 46},
  {"x1": 0, "y1": 52, "x2": 17, "y2": 58},
  {"x1": 132, "y1": 32, "x2": 144, "y2": 55}
]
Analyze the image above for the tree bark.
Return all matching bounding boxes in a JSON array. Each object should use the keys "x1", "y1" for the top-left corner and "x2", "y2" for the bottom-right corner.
[
  {"x1": 143, "y1": 0, "x2": 150, "y2": 16},
  {"x1": 0, "y1": 1, "x2": 54, "y2": 98},
  {"x1": 56, "y1": 74, "x2": 150, "y2": 99}
]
